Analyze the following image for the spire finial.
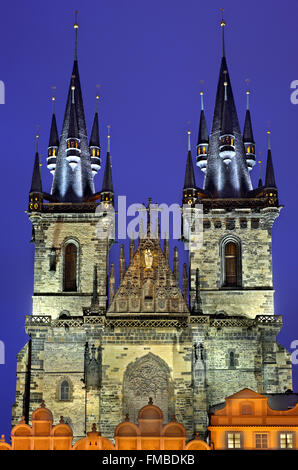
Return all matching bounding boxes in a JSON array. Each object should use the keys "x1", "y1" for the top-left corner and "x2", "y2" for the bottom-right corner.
[
  {"x1": 107, "y1": 125, "x2": 111, "y2": 153},
  {"x1": 74, "y1": 10, "x2": 79, "y2": 60},
  {"x1": 245, "y1": 79, "x2": 250, "y2": 110},
  {"x1": 51, "y1": 86, "x2": 56, "y2": 113},
  {"x1": 200, "y1": 80, "x2": 204, "y2": 111},
  {"x1": 36, "y1": 125, "x2": 40, "y2": 153},
  {"x1": 96, "y1": 84, "x2": 100, "y2": 112},
  {"x1": 267, "y1": 129, "x2": 271, "y2": 150},
  {"x1": 220, "y1": 8, "x2": 226, "y2": 57},
  {"x1": 258, "y1": 158, "x2": 262, "y2": 178},
  {"x1": 187, "y1": 130, "x2": 191, "y2": 151}
]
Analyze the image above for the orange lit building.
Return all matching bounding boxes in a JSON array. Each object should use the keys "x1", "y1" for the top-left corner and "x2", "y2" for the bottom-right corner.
[
  {"x1": 0, "y1": 399, "x2": 209, "y2": 451},
  {"x1": 209, "y1": 388, "x2": 298, "y2": 450},
  {"x1": 2, "y1": 390, "x2": 298, "y2": 450}
]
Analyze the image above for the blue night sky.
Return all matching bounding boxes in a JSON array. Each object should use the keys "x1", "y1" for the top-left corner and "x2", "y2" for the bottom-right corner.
[{"x1": 0, "y1": 0, "x2": 298, "y2": 439}]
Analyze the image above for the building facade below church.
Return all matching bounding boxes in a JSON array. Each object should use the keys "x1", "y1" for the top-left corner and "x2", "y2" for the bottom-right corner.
[{"x1": 4, "y1": 389, "x2": 298, "y2": 450}]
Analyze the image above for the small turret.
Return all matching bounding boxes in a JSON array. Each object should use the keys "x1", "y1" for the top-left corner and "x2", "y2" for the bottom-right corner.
[
  {"x1": 243, "y1": 87, "x2": 256, "y2": 171},
  {"x1": 219, "y1": 74, "x2": 236, "y2": 164},
  {"x1": 183, "y1": 131, "x2": 197, "y2": 205},
  {"x1": 89, "y1": 91, "x2": 101, "y2": 177},
  {"x1": 264, "y1": 130, "x2": 278, "y2": 206},
  {"x1": 29, "y1": 132, "x2": 43, "y2": 212},
  {"x1": 65, "y1": 76, "x2": 81, "y2": 170},
  {"x1": 100, "y1": 126, "x2": 114, "y2": 207},
  {"x1": 196, "y1": 91, "x2": 209, "y2": 173},
  {"x1": 47, "y1": 87, "x2": 59, "y2": 175}
]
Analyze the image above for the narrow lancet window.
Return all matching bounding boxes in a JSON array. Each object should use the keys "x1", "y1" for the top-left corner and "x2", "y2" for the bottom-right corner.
[{"x1": 64, "y1": 243, "x2": 77, "y2": 291}]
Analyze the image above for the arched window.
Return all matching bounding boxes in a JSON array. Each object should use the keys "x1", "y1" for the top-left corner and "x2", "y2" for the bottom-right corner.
[
  {"x1": 225, "y1": 242, "x2": 238, "y2": 286},
  {"x1": 63, "y1": 242, "x2": 78, "y2": 292},
  {"x1": 229, "y1": 351, "x2": 235, "y2": 368},
  {"x1": 60, "y1": 380, "x2": 70, "y2": 401},
  {"x1": 220, "y1": 237, "x2": 242, "y2": 288}
]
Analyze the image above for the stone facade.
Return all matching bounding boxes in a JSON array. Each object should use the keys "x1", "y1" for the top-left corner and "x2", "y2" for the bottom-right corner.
[{"x1": 12, "y1": 202, "x2": 292, "y2": 441}]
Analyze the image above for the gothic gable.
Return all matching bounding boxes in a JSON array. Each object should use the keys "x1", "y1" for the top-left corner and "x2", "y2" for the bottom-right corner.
[{"x1": 107, "y1": 237, "x2": 189, "y2": 315}]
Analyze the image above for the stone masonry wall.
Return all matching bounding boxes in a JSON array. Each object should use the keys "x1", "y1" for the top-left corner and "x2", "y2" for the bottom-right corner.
[
  {"x1": 189, "y1": 208, "x2": 277, "y2": 317},
  {"x1": 30, "y1": 213, "x2": 110, "y2": 319}
]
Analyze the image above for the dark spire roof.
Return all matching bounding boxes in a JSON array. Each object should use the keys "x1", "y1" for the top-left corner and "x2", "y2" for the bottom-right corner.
[
  {"x1": 221, "y1": 81, "x2": 233, "y2": 135},
  {"x1": 203, "y1": 54, "x2": 253, "y2": 197},
  {"x1": 68, "y1": 87, "x2": 79, "y2": 139},
  {"x1": 30, "y1": 150, "x2": 42, "y2": 193},
  {"x1": 101, "y1": 152, "x2": 113, "y2": 193},
  {"x1": 48, "y1": 113, "x2": 59, "y2": 148},
  {"x1": 265, "y1": 132, "x2": 276, "y2": 188},
  {"x1": 197, "y1": 92, "x2": 209, "y2": 144},
  {"x1": 50, "y1": 15, "x2": 95, "y2": 202},
  {"x1": 50, "y1": 56, "x2": 95, "y2": 202},
  {"x1": 243, "y1": 109, "x2": 254, "y2": 143},
  {"x1": 243, "y1": 91, "x2": 254, "y2": 143},
  {"x1": 198, "y1": 111, "x2": 209, "y2": 144},
  {"x1": 89, "y1": 111, "x2": 100, "y2": 147},
  {"x1": 183, "y1": 150, "x2": 196, "y2": 190}
]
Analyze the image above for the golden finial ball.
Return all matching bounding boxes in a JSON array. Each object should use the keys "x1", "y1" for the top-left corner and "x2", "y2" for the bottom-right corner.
[
  {"x1": 187, "y1": 130, "x2": 191, "y2": 135},
  {"x1": 267, "y1": 130, "x2": 271, "y2": 135}
]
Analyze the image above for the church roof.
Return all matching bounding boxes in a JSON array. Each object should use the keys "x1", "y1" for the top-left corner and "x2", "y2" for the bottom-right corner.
[
  {"x1": 183, "y1": 150, "x2": 196, "y2": 190},
  {"x1": 48, "y1": 113, "x2": 59, "y2": 148},
  {"x1": 89, "y1": 111, "x2": 100, "y2": 148},
  {"x1": 30, "y1": 151, "x2": 42, "y2": 194},
  {"x1": 243, "y1": 109, "x2": 254, "y2": 144},
  {"x1": 197, "y1": 109, "x2": 209, "y2": 145},
  {"x1": 202, "y1": 44, "x2": 253, "y2": 198},
  {"x1": 101, "y1": 152, "x2": 113, "y2": 193},
  {"x1": 51, "y1": 59, "x2": 95, "y2": 202},
  {"x1": 265, "y1": 147, "x2": 276, "y2": 188}
]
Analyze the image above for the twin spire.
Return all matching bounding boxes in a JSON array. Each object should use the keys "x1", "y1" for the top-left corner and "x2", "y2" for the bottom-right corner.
[
  {"x1": 189, "y1": 10, "x2": 278, "y2": 200},
  {"x1": 30, "y1": 11, "x2": 115, "y2": 205}
]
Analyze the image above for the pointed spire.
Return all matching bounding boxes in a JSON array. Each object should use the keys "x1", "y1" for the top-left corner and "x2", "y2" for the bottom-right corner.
[
  {"x1": 30, "y1": 131, "x2": 42, "y2": 193},
  {"x1": 89, "y1": 87, "x2": 101, "y2": 177},
  {"x1": 74, "y1": 10, "x2": 79, "y2": 61},
  {"x1": 183, "y1": 131, "x2": 196, "y2": 190},
  {"x1": 196, "y1": 88, "x2": 209, "y2": 173},
  {"x1": 198, "y1": 91, "x2": 209, "y2": 144},
  {"x1": 49, "y1": 89, "x2": 59, "y2": 148},
  {"x1": 265, "y1": 130, "x2": 276, "y2": 188},
  {"x1": 101, "y1": 126, "x2": 114, "y2": 201},
  {"x1": 220, "y1": 9, "x2": 226, "y2": 58},
  {"x1": 50, "y1": 21, "x2": 95, "y2": 202},
  {"x1": 89, "y1": 96, "x2": 100, "y2": 148},
  {"x1": 203, "y1": 24, "x2": 253, "y2": 197},
  {"x1": 243, "y1": 90, "x2": 254, "y2": 143}
]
